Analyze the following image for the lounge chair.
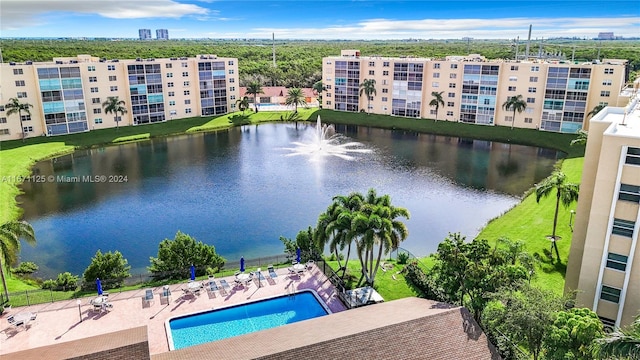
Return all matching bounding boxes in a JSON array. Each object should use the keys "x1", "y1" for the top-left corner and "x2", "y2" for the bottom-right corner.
[
  {"x1": 160, "y1": 286, "x2": 172, "y2": 305},
  {"x1": 6, "y1": 315, "x2": 15, "y2": 325},
  {"x1": 30, "y1": 313, "x2": 37, "y2": 322},
  {"x1": 268, "y1": 265, "x2": 278, "y2": 282},
  {"x1": 219, "y1": 279, "x2": 231, "y2": 295},
  {"x1": 207, "y1": 280, "x2": 219, "y2": 298},
  {"x1": 143, "y1": 289, "x2": 154, "y2": 307}
]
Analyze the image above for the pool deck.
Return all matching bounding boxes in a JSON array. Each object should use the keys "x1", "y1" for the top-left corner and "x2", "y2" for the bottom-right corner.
[{"x1": 0, "y1": 265, "x2": 345, "y2": 356}]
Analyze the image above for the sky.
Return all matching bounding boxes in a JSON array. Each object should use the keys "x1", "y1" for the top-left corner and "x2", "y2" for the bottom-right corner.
[{"x1": 1, "y1": 0, "x2": 639, "y2": 40}]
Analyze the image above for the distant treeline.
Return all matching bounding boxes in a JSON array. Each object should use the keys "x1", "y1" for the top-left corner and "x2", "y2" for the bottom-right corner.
[{"x1": 1, "y1": 39, "x2": 638, "y2": 87}]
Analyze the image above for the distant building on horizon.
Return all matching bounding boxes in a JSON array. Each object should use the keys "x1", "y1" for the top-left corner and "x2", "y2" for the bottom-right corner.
[
  {"x1": 138, "y1": 29, "x2": 152, "y2": 40},
  {"x1": 598, "y1": 32, "x2": 615, "y2": 40},
  {"x1": 156, "y1": 29, "x2": 169, "y2": 40}
]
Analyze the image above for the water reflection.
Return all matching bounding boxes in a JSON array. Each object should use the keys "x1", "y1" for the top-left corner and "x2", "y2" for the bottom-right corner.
[{"x1": 18, "y1": 123, "x2": 560, "y2": 278}]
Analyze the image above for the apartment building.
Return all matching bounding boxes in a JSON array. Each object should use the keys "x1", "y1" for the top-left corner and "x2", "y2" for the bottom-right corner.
[
  {"x1": 322, "y1": 50, "x2": 627, "y2": 133},
  {"x1": 138, "y1": 29, "x2": 152, "y2": 40},
  {"x1": 565, "y1": 84, "x2": 640, "y2": 328},
  {"x1": 0, "y1": 54, "x2": 239, "y2": 140},
  {"x1": 156, "y1": 29, "x2": 169, "y2": 40}
]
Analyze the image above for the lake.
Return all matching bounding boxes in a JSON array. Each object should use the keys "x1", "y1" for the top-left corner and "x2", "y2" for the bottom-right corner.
[{"x1": 18, "y1": 122, "x2": 561, "y2": 278}]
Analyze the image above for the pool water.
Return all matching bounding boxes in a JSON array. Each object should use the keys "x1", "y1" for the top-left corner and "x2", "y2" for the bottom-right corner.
[{"x1": 167, "y1": 291, "x2": 330, "y2": 350}]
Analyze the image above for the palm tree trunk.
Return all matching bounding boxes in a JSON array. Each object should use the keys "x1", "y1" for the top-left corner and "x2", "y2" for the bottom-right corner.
[
  {"x1": 115, "y1": 115, "x2": 119, "y2": 130},
  {"x1": 254, "y1": 95, "x2": 258, "y2": 112},
  {"x1": 511, "y1": 110, "x2": 516, "y2": 130},
  {"x1": 552, "y1": 191, "x2": 561, "y2": 262},
  {"x1": 18, "y1": 110, "x2": 25, "y2": 142},
  {"x1": 0, "y1": 257, "x2": 10, "y2": 303},
  {"x1": 341, "y1": 242, "x2": 352, "y2": 279},
  {"x1": 371, "y1": 241, "x2": 384, "y2": 286}
]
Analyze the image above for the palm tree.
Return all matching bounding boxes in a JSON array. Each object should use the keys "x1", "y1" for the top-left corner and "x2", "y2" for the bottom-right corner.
[
  {"x1": 570, "y1": 129, "x2": 588, "y2": 146},
  {"x1": 245, "y1": 82, "x2": 264, "y2": 113},
  {"x1": 285, "y1": 88, "x2": 306, "y2": 113},
  {"x1": 429, "y1": 91, "x2": 445, "y2": 121},
  {"x1": 591, "y1": 316, "x2": 640, "y2": 359},
  {"x1": 312, "y1": 81, "x2": 326, "y2": 108},
  {"x1": 359, "y1": 79, "x2": 377, "y2": 114},
  {"x1": 4, "y1": 98, "x2": 33, "y2": 142},
  {"x1": 502, "y1": 95, "x2": 527, "y2": 130},
  {"x1": 236, "y1": 96, "x2": 250, "y2": 115},
  {"x1": 535, "y1": 171, "x2": 579, "y2": 263},
  {"x1": 0, "y1": 221, "x2": 36, "y2": 302},
  {"x1": 102, "y1": 96, "x2": 127, "y2": 130},
  {"x1": 588, "y1": 104, "x2": 606, "y2": 118}
]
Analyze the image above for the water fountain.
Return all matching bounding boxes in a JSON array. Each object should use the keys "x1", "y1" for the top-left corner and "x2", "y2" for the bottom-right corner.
[{"x1": 283, "y1": 116, "x2": 371, "y2": 161}]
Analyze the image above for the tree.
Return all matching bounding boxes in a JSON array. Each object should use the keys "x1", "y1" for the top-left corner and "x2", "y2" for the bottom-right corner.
[
  {"x1": 482, "y1": 282, "x2": 564, "y2": 360},
  {"x1": 148, "y1": 231, "x2": 226, "y2": 279},
  {"x1": 236, "y1": 96, "x2": 250, "y2": 115},
  {"x1": 535, "y1": 171, "x2": 580, "y2": 263},
  {"x1": 102, "y1": 96, "x2": 127, "y2": 130},
  {"x1": 4, "y1": 97, "x2": 33, "y2": 141},
  {"x1": 312, "y1": 81, "x2": 326, "y2": 108},
  {"x1": 502, "y1": 95, "x2": 527, "y2": 130},
  {"x1": 543, "y1": 308, "x2": 604, "y2": 360},
  {"x1": 279, "y1": 226, "x2": 322, "y2": 262},
  {"x1": 0, "y1": 221, "x2": 36, "y2": 302},
  {"x1": 429, "y1": 91, "x2": 445, "y2": 121},
  {"x1": 571, "y1": 129, "x2": 588, "y2": 146},
  {"x1": 359, "y1": 79, "x2": 377, "y2": 114},
  {"x1": 11, "y1": 261, "x2": 38, "y2": 277},
  {"x1": 591, "y1": 315, "x2": 640, "y2": 360},
  {"x1": 83, "y1": 250, "x2": 131, "y2": 289},
  {"x1": 245, "y1": 82, "x2": 264, "y2": 113},
  {"x1": 587, "y1": 104, "x2": 606, "y2": 119},
  {"x1": 285, "y1": 87, "x2": 307, "y2": 114}
]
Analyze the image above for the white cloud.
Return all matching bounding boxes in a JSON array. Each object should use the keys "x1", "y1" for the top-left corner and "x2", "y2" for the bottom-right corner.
[{"x1": 1, "y1": 0, "x2": 209, "y2": 30}]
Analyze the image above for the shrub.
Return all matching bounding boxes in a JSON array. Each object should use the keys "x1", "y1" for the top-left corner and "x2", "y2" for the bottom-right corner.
[
  {"x1": 41, "y1": 272, "x2": 79, "y2": 291},
  {"x1": 148, "y1": 231, "x2": 225, "y2": 279},
  {"x1": 11, "y1": 261, "x2": 39, "y2": 276},
  {"x1": 397, "y1": 252, "x2": 410, "y2": 265},
  {"x1": 83, "y1": 250, "x2": 131, "y2": 289}
]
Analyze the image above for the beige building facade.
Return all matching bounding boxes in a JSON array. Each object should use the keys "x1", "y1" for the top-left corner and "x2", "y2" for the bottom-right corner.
[
  {"x1": 565, "y1": 86, "x2": 640, "y2": 327},
  {"x1": 0, "y1": 54, "x2": 239, "y2": 140},
  {"x1": 322, "y1": 50, "x2": 628, "y2": 133}
]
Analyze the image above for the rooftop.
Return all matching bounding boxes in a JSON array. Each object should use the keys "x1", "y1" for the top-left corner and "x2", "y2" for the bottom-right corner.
[{"x1": 595, "y1": 90, "x2": 640, "y2": 139}]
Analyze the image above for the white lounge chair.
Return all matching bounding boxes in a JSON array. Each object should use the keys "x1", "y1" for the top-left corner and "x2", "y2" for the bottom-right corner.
[{"x1": 143, "y1": 289, "x2": 154, "y2": 307}]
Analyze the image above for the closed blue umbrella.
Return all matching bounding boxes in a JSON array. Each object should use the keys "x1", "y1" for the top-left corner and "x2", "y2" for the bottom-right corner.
[
  {"x1": 296, "y1": 248, "x2": 301, "y2": 263},
  {"x1": 190, "y1": 264, "x2": 196, "y2": 281},
  {"x1": 96, "y1": 278, "x2": 103, "y2": 295},
  {"x1": 240, "y1": 257, "x2": 245, "y2": 272}
]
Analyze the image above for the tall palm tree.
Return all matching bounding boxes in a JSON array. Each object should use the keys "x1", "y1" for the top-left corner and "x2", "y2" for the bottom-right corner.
[
  {"x1": 4, "y1": 98, "x2": 33, "y2": 142},
  {"x1": 0, "y1": 221, "x2": 36, "y2": 302},
  {"x1": 236, "y1": 96, "x2": 250, "y2": 115},
  {"x1": 359, "y1": 79, "x2": 377, "y2": 114},
  {"x1": 312, "y1": 81, "x2": 326, "y2": 108},
  {"x1": 102, "y1": 96, "x2": 127, "y2": 130},
  {"x1": 587, "y1": 104, "x2": 606, "y2": 118},
  {"x1": 429, "y1": 91, "x2": 445, "y2": 121},
  {"x1": 591, "y1": 316, "x2": 640, "y2": 359},
  {"x1": 502, "y1": 95, "x2": 527, "y2": 130},
  {"x1": 285, "y1": 88, "x2": 306, "y2": 113},
  {"x1": 245, "y1": 82, "x2": 264, "y2": 113},
  {"x1": 535, "y1": 171, "x2": 579, "y2": 263}
]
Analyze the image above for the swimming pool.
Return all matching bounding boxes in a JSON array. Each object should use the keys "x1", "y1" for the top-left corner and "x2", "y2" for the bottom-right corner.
[{"x1": 167, "y1": 290, "x2": 330, "y2": 350}]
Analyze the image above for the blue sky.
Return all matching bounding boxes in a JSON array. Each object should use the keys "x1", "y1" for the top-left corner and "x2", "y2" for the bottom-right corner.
[{"x1": 2, "y1": 0, "x2": 639, "y2": 39}]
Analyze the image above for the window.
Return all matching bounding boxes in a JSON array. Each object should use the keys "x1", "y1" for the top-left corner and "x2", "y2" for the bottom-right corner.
[
  {"x1": 230, "y1": 86, "x2": 236, "y2": 91},
  {"x1": 108, "y1": 65, "x2": 116, "y2": 71},
  {"x1": 433, "y1": 73, "x2": 440, "y2": 78},
  {"x1": 527, "y1": 97, "x2": 535, "y2": 103},
  {"x1": 229, "y1": 69, "x2": 234, "y2": 74},
  {"x1": 0, "y1": 129, "x2": 9, "y2": 135},
  {"x1": 528, "y1": 87, "x2": 537, "y2": 93},
  {"x1": 448, "y1": 92, "x2": 455, "y2": 98},
  {"x1": 169, "y1": 101, "x2": 176, "y2": 106},
  {"x1": 89, "y1": 77, "x2": 97, "y2": 82},
  {"x1": 20, "y1": 114, "x2": 31, "y2": 121},
  {"x1": 505, "y1": 116, "x2": 513, "y2": 122},
  {"x1": 383, "y1": 71, "x2": 389, "y2": 76},
  {"x1": 184, "y1": 90, "x2": 190, "y2": 96},
  {"x1": 182, "y1": 72, "x2": 189, "y2": 77},
  {"x1": 600, "y1": 285, "x2": 621, "y2": 303},
  {"x1": 88, "y1": 66, "x2": 95, "y2": 72},
  {"x1": 17, "y1": 92, "x2": 27, "y2": 98},
  {"x1": 109, "y1": 75, "x2": 117, "y2": 81},
  {"x1": 381, "y1": 97, "x2": 388, "y2": 102},
  {"x1": 382, "y1": 88, "x2": 388, "y2": 93},
  {"x1": 432, "y1": 82, "x2": 439, "y2": 87},
  {"x1": 0, "y1": 106, "x2": 4, "y2": 111},
  {"x1": 167, "y1": 82, "x2": 174, "y2": 88},
  {"x1": 604, "y1": 68, "x2": 614, "y2": 74},
  {"x1": 383, "y1": 62, "x2": 390, "y2": 67},
  {"x1": 508, "y1": 86, "x2": 516, "y2": 91},
  {"x1": 94, "y1": 118, "x2": 103, "y2": 124},
  {"x1": 92, "y1": 97, "x2": 101, "y2": 104},
  {"x1": 368, "y1": 70, "x2": 375, "y2": 75},
  {"x1": 450, "y1": 64, "x2": 458, "y2": 69},
  {"x1": 23, "y1": 126, "x2": 33, "y2": 133},
  {"x1": 447, "y1": 111, "x2": 454, "y2": 116},
  {"x1": 168, "y1": 91, "x2": 175, "y2": 97},
  {"x1": 430, "y1": 109, "x2": 437, "y2": 115},
  {"x1": 510, "y1": 65, "x2": 519, "y2": 71},
  {"x1": 626, "y1": 147, "x2": 640, "y2": 165},
  {"x1": 326, "y1": 93, "x2": 332, "y2": 97},
  {"x1": 619, "y1": 184, "x2": 640, "y2": 203},
  {"x1": 524, "y1": 117, "x2": 533, "y2": 123},
  {"x1": 601, "y1": 91, "x2": 610, "y2": 97},
  {"x1": 602, "y1": 79, "x2": 612, "y2": 86},
  {"x1": 531, "y1": 66, "x2": 539, "y2": 72},
  {"x1": 229, "y1": 78, "x2": 235, "y2": 83},
  {"x1": 382, "y1": 80, "x2": 388, "y2": 85},
  {"x1": 606, "y1": 253, "x2": 628, "y2": 271},
  {"x1": 91, "y1": 87, "x2": 98, "y2": 93},
  {"x1": 228, "y1": 60, "x2": 234, "y2": 66},
  {"x1": 166, "y1": 63, "x2": 172, "y2": 69},
  {"x1": 185, "y1": 108, "x2": 192, "y2": 113},
  {"x1": 110, "y1": 86, "x2": 118, "y2": 91},
  {"x1": 167, "y1": 73, "x2": 173, "y2": 78},
  {"x1": 434, "y1": 63, "x2": 440, "y2": 69},
  {"x1": 230, "y1": 95, "x2": 236, "y2": 100},
  {"x1": 13, "y1": 69, "x2": 23, "y2": 75},
  {"x1": 509, "y1": 76, "x2": 518, "y2": 82},
  {"x1": 326, "y1": 100, "x2": 331, "y2": 105},
  {"x1": 368, "y1": 61, "x2": 375, "y2": 66},
  {"x1": 447, "y1": 102, "x2": 454, "y2": 107},
  {"x1": 181, "y1": 62, "x2": 188, "y2": 68},
  {"x1": 185, "y1": 99, "x2": 191, "y2": 105},
  {"x1": 450, "y1": 73, "x2": 457, "y2": 79},
  {"x1": 183, "y1": 81, "x2": 190, "y2": 87},
  {"x1": 93, "y1": 109, "x2": 101, "y2": 114},
  {"x1": 612, "y1": 218, "x2": 635, "y2": 238},
  {"x1": 15, "y1": 80, "x2": 25, "y2": 86},
  {"x1": 448, "y1": 83, "x2": 456, "y2": 88},
  {"x1": 0, "y1": 118, "x2": 6, "y2": 124},
  {"x1": 530, "y1": 76, "x2": 538, "y2": 82}
]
